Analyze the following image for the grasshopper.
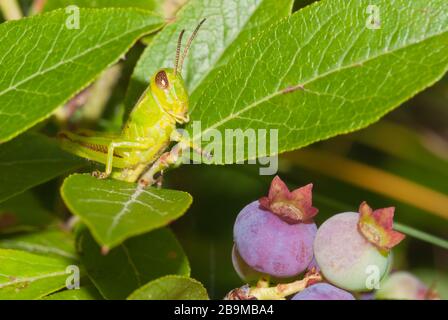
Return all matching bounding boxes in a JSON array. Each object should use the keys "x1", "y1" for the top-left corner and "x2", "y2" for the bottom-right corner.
[{"x1": 59, "y1": 20, "x2": 207, "y2": 187}]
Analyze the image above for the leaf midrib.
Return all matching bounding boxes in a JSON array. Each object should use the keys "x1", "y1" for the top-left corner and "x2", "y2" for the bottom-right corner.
[
  {"x1": 0, "y1": 26, "x2": 152, "y2": 98},
  {"x1": 190, "y1": 29, "x2": 448, "y2": 141},
  {"x1": 107, "y1": 188, "x2": 145, "y2": 239},
  {"x1": 0, "y1": 159, "x2": 76, "y2": 166},
  {"x1": 67, "y1": 183, "x2": 170, "y2": 246},
  {"x1": 0, "y1": 240, "x2": 77, "y2": 259},
  {"x1": 0, "y1": 270, "x2": 66, "y2": 289},
  {"x1": 120, "y1": 244, "x2": 143, "y2": 287}
]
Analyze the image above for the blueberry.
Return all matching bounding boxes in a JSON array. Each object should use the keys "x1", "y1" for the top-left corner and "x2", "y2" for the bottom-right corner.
[
  {"x1": 231, "y1": 245, "x2": 265, "y2": 283},
  {"x1": 313, "y1": 202, "x2": 405, "y2": 292},
  {"x1": 376, "y1": 271, "x2": 439, "y2": 300},
  {"x1": 291, "y1": 283, "x2": 355, "y2": 300},
  {"x1": 233, "y1": 176, "x2": 318, "y2": 278}
]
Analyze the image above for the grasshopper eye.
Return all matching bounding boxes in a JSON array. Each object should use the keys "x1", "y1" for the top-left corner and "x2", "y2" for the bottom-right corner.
[{"x1": 155, "y1": 70, "x2": 169, "y2": 89}]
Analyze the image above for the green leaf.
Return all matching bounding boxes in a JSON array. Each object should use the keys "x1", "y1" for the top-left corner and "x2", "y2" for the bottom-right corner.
[
  {"x1": 125, "y1": 0, "x2": 294, "y2": 116},
  {"x1": 43, "y1": 283, "x2": 103, "y2": 300},
  {"x1": 78, "y1": 227, "x2": 190, "y2": 300},
  {"x1": 0, "y1": 227, "x2": 77, "y2": 260},
  {"x1": 186, "y1": 0, "x2": 448, "y2": 163},
  {"x1": 0, "y1": 249, "x2": 74, "y2": 299},
  {"x1": 128, "y1": 275, "x2": 209, "y2": 300},
  {"x1": 0, "y1": 191, "x2": 56, "y2": 233},
  {"x1": 61, "y1": 174, "x2": 192, "y2": 249},
  {"x1": 43, "y1": 0, "x2": 162, "y2": 12},
  {"x1": 0, "y1": 133, "x2": 83, "y2": 203},
  {"x1": 0, "y1": 8, "x2": 164, "y2": 143}
]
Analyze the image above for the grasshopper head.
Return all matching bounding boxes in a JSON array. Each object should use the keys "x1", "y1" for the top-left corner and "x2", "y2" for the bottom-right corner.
[
  {"x1": 151, "y1": 68, "x2": 189, "y2": 124},
  {"x1": 150, "y1": 19, "x2": 206, "y2": 124}
]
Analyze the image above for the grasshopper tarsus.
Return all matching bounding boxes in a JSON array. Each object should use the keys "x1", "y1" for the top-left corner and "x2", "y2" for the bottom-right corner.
[
  {"x1": 91, "y1": 171, "x2": 100, "y2": 178},
  {"x1": 155, "y1": 172, "x2": 164, "y2": 189},
  {"x1": 92, "y1": 170, "x2": 109, "y2": 180},
  {"x1": 138, "y1": 178, "x2": 151, "y2": 188}
]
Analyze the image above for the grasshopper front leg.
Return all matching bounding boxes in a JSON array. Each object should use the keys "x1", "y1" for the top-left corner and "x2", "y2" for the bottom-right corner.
[
  {"x1": 138, "y1": 150, "x2": 178, "y2": 187},
  {"x1": 170, "y1": 130, "x2": 212, "y2": 160},
  {"x1": 138, "y1": 133, "x2": 210, "y2": 188}
]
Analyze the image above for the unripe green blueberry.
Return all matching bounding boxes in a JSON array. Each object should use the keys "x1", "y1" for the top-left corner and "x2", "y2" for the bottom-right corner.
[
  {"x1": 313, "y1": 202, "x2": 404, "y2": 292},
  {"x1": 376, "y1": 271, "x2": 439, "y2": 300},
  {"x1": 314, "y1": 212, "x2": 389, "y2": 291}
]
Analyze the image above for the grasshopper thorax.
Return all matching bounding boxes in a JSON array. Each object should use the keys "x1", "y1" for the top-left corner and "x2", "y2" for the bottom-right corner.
[{"x1": 150, "y1": 68, "x2": 189, "y2": 124}]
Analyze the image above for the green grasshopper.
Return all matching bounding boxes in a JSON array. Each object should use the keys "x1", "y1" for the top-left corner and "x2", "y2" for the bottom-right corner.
[{"x1": 59, "y1": 20, "x2": 207, "y2": 187}]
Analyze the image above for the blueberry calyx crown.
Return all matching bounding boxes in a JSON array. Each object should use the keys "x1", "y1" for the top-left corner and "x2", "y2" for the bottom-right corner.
[
  {"x1": 259, "y1": 176, "x2": 318, "y2": 224},
  {"x1": 357, "y1": 201, "x2": 405, "y2": 251}
]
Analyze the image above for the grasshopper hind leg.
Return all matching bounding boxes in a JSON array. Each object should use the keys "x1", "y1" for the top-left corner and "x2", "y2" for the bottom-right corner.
[{"x1": 58, "y1": 130, "x2": 153, "y2": 179}]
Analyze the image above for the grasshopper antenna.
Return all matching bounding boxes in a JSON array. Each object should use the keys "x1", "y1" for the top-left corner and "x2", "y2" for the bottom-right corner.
[
  {"x1": 177, "y1": 18, "x2": 206, "y2": 75},
  {"x1": 174, "y1": 29, "x2": 185, "y2": 76}
]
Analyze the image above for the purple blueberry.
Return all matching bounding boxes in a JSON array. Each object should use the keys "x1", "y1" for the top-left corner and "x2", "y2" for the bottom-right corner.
[
  {"x1": 231, "y1": 245, "x2": 265, "y2": 283},
  {"x1": 292, "y1": 283, "x2": 355, "y2": 300},
  {"x1": 233, "y1": 176, "x2": 318, "y2": 278}
]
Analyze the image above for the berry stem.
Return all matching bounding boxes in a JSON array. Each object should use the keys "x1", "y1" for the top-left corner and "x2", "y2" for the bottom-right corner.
[
  {"x1": 256, "y1": 276, "x2": 270, "y2": 288},
  {"x1": 250, "y1": 271, "x2": 322, "y2": 300}
]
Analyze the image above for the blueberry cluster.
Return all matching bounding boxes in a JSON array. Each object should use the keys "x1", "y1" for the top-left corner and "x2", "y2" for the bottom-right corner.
[{"x1": 230, "y1": 176, "x2": 434, "y2": 300}]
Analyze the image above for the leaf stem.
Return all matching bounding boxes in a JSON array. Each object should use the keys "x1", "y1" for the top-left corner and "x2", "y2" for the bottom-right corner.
[
  {"x1": 0, "y1": 0, "x2": 22, "y2": 20},
  {"x1": 395, "y1": 222, "x2": 448, "y2": 250}
]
